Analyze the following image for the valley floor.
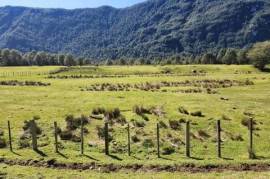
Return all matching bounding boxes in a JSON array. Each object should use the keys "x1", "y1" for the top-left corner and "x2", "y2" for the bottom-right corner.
[{"x1": 0, "y1": 65, "x2": 270, "y2": 177}]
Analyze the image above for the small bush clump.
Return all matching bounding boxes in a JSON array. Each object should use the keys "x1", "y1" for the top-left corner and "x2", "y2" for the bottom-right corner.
[
  {"x1": 0, "y1": 138, "x2": 7, "y2": 148},
  {"x1": 169, "y1": 120, "x2": 182, "y2": 130},
  {"x1": 142, "y1": 139, "x2": 154, "y2": 148},
  {"x1": 178, "y1": 106, "x2": 189, "y2": 115},
  {"x1": 131, "y1": 135, "x2": 140, "y2": 143},
  {"x1": 162, "y1": 145, "x2": 175, "y2": 155},
  {"x1": 190, "y1": 111, "x2": 204, "y2": 117}
]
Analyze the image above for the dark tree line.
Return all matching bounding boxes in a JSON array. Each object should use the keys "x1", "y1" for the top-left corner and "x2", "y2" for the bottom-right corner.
[
  {"x1": 0, "y1": 41, "x2": 269, "y2": 70},
  {"x1": 0, "y1": 49, "x2": 94, "y2": 66}
]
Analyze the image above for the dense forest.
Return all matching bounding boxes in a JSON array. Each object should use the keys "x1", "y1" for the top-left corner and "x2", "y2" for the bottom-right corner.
[
  {"x1": 0, "y1": 41, "x2": 269, "y2": 70},
  {"x1": 0, "y1": 0, "x2": 270, "y2": 60}
]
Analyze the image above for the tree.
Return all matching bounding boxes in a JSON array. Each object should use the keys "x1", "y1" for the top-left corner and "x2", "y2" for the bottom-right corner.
[
  {"x1": 58, "y1": 54, "x2": 66, "y2": 66},
  {"x1": 247, "y1": 41, "x2": 270, "y2": 70},
  {"x1": 201, "y1": 53, "x2": 217, "y2": 64},
  {"x1": 216, "y1": 48, "x2": 227, "y2": 64},
  {"x1": 64, "y1": 54, "x2": 77, "y2": 66},
  {"x1": 237, "y1": 49, "x2": 249, "y2": 64},
  {"x1": 222, "y1": 49, "x2": 237, "y2": 65},
  {"x1": 34, "y1": 53, "x2": 43, "y2": 66},
  {"x1": 78, "y1": 57, "x2": 85, "y2": 66},
  {"x1": 105, "y1": 59, "x2": 113, "y2": 66}
]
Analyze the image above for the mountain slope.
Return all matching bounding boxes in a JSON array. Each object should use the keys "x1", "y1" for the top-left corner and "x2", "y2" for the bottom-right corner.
[{"x1": 0, "y1": 0, "x2": 269, "y2": 59}]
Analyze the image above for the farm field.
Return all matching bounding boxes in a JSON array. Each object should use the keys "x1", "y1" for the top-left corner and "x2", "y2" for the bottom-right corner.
[{"x1": 0, "y1": 65, "x2": 270, "y2": 177}]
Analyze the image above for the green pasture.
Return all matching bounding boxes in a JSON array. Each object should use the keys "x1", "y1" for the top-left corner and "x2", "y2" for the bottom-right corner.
[{"x1": 0, "y1": 65, "x2": 269, "y2": 176}]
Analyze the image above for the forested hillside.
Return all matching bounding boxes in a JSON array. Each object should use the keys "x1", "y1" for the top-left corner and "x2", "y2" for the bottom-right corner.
[{"x1": 0, "y1": 0, "x2": 269, "y2": 60}]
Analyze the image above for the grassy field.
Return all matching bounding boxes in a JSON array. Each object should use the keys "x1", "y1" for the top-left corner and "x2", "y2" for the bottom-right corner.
[
  {"x1": 2, "y1": 164, "x2": 270, "y2": 179},
  {"x1": 0, "y1": 65, "x2": 270, "y2": 177}
]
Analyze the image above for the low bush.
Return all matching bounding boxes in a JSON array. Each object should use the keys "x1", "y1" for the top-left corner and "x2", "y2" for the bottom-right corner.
[
  {"x1": 142, "y1": 139, "x2": 154, "y2": 148},
  {"x1": 197, "y1": 130, "x2": 210, "y2": 139},
  {"x1": 178, "y1": 106, "x2": 189, "y2": 115},
  {"x1": 191, "y1": 111, "x2": 204, "y2": 117},
  {"x1": 131, "y1": 135, "x2": 140, "y2": 143},
  {"x1": 169, "y1": 120, "x2": 181, "y2": 130},
  {"x1": 162, "y1": 145, "x2": 175, "y2": 155},
  {"x1": 133, "y1": 119, "x2": 146, "y2": 128},
  {"x1": 0, "y1": 138, "x2": 7, "y2": 148}
]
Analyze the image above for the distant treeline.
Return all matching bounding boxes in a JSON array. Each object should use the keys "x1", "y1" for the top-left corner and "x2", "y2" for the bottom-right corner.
[{"x1": 0, "y1": 41, "x2": 269, "y2": 70}]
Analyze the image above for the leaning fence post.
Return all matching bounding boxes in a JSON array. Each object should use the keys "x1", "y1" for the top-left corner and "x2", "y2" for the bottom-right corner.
[
  {"x1": 30, "y1": 120, "x2": 38, "y2": 151},
  {"x1": 185, "y1": 121, "x2": 190, "y2": 157},
  {"x1": 8, "y1": 121, "x2": 13, "y2": 152},
  {"x1": 157, "y1": 123, "x2": 160, "y2": 158},
  {"x1": 54, "y1": 122, "x2": 59, "y2": 153},
  {"x1": 249, "y1": 118, "x2": 254, "y2": 159},
  {"x1": 80, "y1": 119, "x2": 84, "y2": 155},
  {"x1": 104, "y1": 122, "x2": 109, "y2": 155},
  {"x1": 217, "y1": 120, "x2": 221, "y2": 158},
  {"x1": 127, "y1": 123, "x2": 131, "y2": 156}
]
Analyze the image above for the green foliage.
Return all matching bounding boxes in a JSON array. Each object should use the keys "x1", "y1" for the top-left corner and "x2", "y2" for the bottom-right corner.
[
  {"x1": 247, "y1": 41, "x2": 270, "y2": 70},
  {"x1": 0, "y1": 0, "x2": 269, "y2": 60},
  {"x1": 201, "y1": 53, "x2": 217, "y2": 64},
  {"x1": 222, "y1": 49, "x2": 238, "y2": 65}
]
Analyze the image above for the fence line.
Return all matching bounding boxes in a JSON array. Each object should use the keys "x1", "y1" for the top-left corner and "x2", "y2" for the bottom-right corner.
[{"x1": 2, "y1": 119, "x2": 257, "y2": 160}]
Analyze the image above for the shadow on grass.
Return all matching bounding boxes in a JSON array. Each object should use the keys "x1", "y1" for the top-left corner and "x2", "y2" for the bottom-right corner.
[
  {"x1": 188, "y1": 156, "x2": 204, "y2": 160},
  {"x1": 160, "y1": 156, "x2": 174, "y2": 161},
  {"x1": 108, "y1": 154, "x2": 122, "y2": 161},
  {"x1": 83, "y1": 154, "x2": 99, "y2": 161},
  {"x1": 131, "y1": 156, "x2": 141, "y2": 160},
  {"x1": 253, "y1": 155, "x2": 270, "y2": 160},
  {"x1": 11, "y1": 151, "x2": 21, "y2": 156},
  {"x1": 221, "y1": 157, "x2": 234, "y2": 160},
  {"x1": 34, "y1": 149, "x2": 47, "y2": 157},
  {"x1": 57, "y1": 151, "x2": 68, "y2": 159},
  {"x1": 261, "y1": 68, "x2": 270, "y2": 73}
]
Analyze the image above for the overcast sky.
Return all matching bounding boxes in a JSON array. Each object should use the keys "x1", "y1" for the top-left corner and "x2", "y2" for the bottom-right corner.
[{"x1": 0, "y1": 0, "x2": 147, "y2": 9}]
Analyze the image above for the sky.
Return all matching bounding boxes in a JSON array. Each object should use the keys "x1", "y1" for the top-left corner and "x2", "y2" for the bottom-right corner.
[{"x1": 0, "y1": 0, "x2": 147, "y2": 9}]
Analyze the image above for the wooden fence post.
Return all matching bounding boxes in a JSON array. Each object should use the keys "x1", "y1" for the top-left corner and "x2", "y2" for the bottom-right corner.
[
  {"x1": 8, "y1": 121, "x2": 12, "y2": 152},
  {"x1": 30, "y1": 120, "x2": 38, "y2": 151},
  {"x1": 217, "y1": 120, "x2": 221, "y2": 158},
  {"x1": 249, "y1": 118, "x2": 254, "y2": 159},
  {"x1": 54, "y1": 122, "x2": 59, "y2": 153},
  {"x1": 104, "y1": 122, "x2": 109, "y2": 155},
  {"x1": 80, "y1": 119, "x2": 84, "y2": 155},
  {"x1": 157, "y1": 123, "x2": 160, "y2": 158},
  {"x1": 185, "y1": 121, "x2": 190, "y2": 157},
  {"x1": 127, "y1": 123, "x2": 131, "y2": 156}
]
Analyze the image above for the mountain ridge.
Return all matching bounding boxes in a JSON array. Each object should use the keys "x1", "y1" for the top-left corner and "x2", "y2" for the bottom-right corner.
[{"x1": 0, "y1": 0, "x2": 270, "y2": 60}]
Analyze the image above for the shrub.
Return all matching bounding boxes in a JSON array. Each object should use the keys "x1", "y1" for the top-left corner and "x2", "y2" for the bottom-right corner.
[
  {"x1": 221, "y1": 114, "x2": 231, "y2": 121},
  {"x1": 241, "y1": 118, "x2": 256, "y2": 129},
  {"x1": 159, "y1": 121, "x2": 168, "y2": 129},
  {"x1": 247, "y1": 41, "x2": 270, "y2": 70},
  {"x1": 92, "y1": 107, "x2": 106, "y2": 115},
  {"x1": 65, "y1": 115, "x2": 89, "y2": 131},
  {"x1": 59, "y1": 130, "x2": 73, "y2": 140},
  {"x1": 169, "y1": 120, "x2": 181, "y2": 130},
  {"x1": 162, "y1": 146, "x2": 175, "y2": 155},
  {"x1": 142, "y1": 139, "x2": 154, "y2": 148},
  {"x1": 197, "y1": 130, "x2": 210, "y2": 139},
  {"x1": 231, "y1": 134, "x2": 244, "y2": 141},
  {"x1": 131, "y1": 135, "x2": 140, "y2": 143},
  {"x1": 18, "y1": 138, "x2": 30, "y2": 149},
  {"x1": 96, "y1": 126, "x2": 113, "y2": 142},
  {"x1": 105, "y1": 108, "x2": 121, "y2": 119},
  {"x1": 0, "y1": 130, "x2": 4, "y2": 136},
  {"x1": 178, "y1": 106, "x2": 189, "y2": 115},
  {"x1": 133, "y1": 105, "x2": 151, "y2": 115},
  {"x1": 133, "y1": 119, "x2": 146, "y2": 128},
  {"x1": 0, "y1": 138, "x2": 6, "y2": 148},
  {"x1": 190, "y1": 111, "x2": 204, "y2": 117}
]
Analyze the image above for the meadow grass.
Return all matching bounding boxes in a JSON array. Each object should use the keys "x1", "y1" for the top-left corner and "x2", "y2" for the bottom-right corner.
[{"x1": 0, "y1": 65, "x2": 270, "y2": 176}]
